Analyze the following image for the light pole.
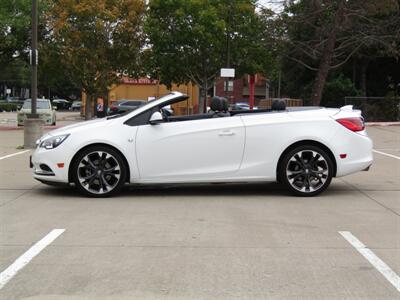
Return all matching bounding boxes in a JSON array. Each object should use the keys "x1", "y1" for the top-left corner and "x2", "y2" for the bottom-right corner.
[
  {"x1": 31, "y1": 0, "x2": 37, "y2": 117},
  {"x1": 24, "y1": 0, "x2": 44, "y2": 148}
]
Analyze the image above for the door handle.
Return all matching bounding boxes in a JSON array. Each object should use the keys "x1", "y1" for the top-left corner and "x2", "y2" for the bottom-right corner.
[{"x1": 218, "y1": 130, "x2": 235, "y2": 136}]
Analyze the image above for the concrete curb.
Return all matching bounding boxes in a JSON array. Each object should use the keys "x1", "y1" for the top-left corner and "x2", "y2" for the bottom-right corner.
[{"x1": 365, "y1": 122, "x2": 400, "y2": 126}]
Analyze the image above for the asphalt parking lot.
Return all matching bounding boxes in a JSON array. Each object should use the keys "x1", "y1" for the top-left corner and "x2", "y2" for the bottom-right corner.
[{"x1": 0, "y1": 118, "x2": 399, "y2": 299}]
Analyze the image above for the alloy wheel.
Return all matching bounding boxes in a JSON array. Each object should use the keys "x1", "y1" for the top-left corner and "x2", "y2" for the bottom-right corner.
[
  {"x1": 286, "y1": 150, "x2": 329, "y2": 193},
  {"x1": 77, "y1": 151, "x2": 121, "y2": 195}
]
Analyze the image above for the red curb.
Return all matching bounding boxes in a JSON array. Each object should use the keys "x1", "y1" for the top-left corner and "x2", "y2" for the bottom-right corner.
[{"x1": 0, "y1": 125, "x2": 62, "y2": 131}]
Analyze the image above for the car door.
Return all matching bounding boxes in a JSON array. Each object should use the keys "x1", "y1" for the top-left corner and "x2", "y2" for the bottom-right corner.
[{"x1": 135, "y1": 116, "x2": 245, "y2": 182}]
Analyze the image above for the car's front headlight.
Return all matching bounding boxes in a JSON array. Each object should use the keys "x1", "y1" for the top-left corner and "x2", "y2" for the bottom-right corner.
[{"x1": 39, "y1": 134, "x2": 70, "y2": 149}]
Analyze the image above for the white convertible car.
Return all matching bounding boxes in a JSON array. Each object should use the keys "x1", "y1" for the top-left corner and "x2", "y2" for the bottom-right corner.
[{"x1": 31, "y1": 92, "x2": 373, "y2": 197}]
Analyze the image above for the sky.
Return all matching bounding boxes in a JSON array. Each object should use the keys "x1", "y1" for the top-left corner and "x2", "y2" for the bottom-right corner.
[{"x1": 257, "y1": 0, "x2": 284, "y2": 13}]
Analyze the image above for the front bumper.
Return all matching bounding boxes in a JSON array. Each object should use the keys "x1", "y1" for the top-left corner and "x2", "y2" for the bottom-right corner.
[
  {"x1": 30, "y1": 144, "x2": 72, "y2": 183},
  {"x1": 18, "y1": 114, "x2": 53, "y2": 125}
]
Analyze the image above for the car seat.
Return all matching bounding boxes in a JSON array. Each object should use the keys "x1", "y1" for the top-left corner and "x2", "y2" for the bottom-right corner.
[
  {"x1": 271, "y1": 99, "x2": 286, "y2": 111},
  {"x1": 209, "y1": 97, "x2": 230, "y2": 117}
]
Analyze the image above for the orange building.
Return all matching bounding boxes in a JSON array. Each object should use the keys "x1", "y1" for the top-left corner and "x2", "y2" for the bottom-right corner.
[{"x1": 82, "y1": 78, "x2": 199, "y2": 116}]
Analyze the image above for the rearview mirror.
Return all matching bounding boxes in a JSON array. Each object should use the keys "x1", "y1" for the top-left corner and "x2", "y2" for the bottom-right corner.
[{"x1": 149, "y1": 111, "x2": 163, "y2": 125}]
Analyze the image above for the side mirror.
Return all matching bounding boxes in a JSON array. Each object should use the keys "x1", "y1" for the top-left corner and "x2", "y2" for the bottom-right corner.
[
  {"x1": 53, "y1": 106, "x2": 58, "y2": 110},
  {"x1": 149, "y1": 111, "x2": 163, "y2": 125}
]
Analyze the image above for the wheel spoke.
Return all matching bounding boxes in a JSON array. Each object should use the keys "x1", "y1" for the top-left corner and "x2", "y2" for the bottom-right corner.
[
  {"x1": 86, "y1": 174, "x2": 97, "y2": 187},
  {"x1": 104, "y1": 165, "x2": 120, "y2": 174},
  {"x1": 294, "y1": 154, "x2": 305, "y2": 167},
  {"x1": 81, "y1": 173, "x2": 96, "y2": 181},
  {"x1": 101, "y1": 175, "x2": 112, "y2": 191},
  {"x1": 289, "y1": 173, "x2": 303, "y2": 183},
  {"x1": 86, "y1": 156, "x2": 97, "y2": 169}
]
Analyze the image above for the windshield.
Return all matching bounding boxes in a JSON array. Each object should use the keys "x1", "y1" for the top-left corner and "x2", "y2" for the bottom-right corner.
[
  {"x1": 23, "y1": 100, "x2": 50, "y2": 109},
  {"x1": 107, "y1": 93, "x2": 176, "y2": 120}
]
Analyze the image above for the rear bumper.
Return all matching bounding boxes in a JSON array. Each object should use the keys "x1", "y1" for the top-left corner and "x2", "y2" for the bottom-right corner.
[
  {"x1": 333, "y1": 129, "x2": 373, "y2": 177},
  {"x1": 363, "y1": 165, "x2": 371, "y2": 171}
]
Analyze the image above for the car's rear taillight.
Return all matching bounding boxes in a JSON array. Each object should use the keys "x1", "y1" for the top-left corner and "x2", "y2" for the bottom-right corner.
[
  {"x1": 111, "y1": 106, "x2": 118, "y2": 111},
  {"x1": 336, "y1": 117, "x2": 365, "y2": 132}
]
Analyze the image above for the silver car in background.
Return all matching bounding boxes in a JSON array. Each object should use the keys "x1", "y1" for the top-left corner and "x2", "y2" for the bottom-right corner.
[{"x1": 17, "y1": 99, "x2": 56, "y2": 126}]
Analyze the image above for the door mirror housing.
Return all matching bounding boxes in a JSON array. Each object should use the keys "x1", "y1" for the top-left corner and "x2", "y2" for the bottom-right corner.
[{"x1": 149, "y1": 111, "x2": 163, "y2": 125}]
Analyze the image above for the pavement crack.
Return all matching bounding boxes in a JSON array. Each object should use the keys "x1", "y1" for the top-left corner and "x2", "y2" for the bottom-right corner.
[
  {"x1": 0, "y1": 185, "x2": 40, "y2": 207},
  {"x1": 338, "y1": 178, "x2": 400, "y2": 217}
]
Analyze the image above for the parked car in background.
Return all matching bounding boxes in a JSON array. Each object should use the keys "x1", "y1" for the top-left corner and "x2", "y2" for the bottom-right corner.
[
  {"x1": 108, "y1": 99, "x2": 146, "y2": 115},
  {"x1": 70, "y1": 101, "x2": 82, "y2": 111},
  {"x1": 6, "y1": 96, "x2": 23, "y2": 103},
  {"x1": 6, "y1": 96, "x2": 25, "y2": 108},
  {"x1": 18, "y1": 99, "x2": 56, "y2": 126},
  {"x1": 52, "y1": 99, "x2": 71, "y2": 110},
  {"x1": 229, "y1": 102, "x2": 258, "y2": 111}
]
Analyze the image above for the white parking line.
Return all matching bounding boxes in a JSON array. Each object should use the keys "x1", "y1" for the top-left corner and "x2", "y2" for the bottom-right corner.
[
  {"x1": 339, "y1": 231, "x2": 400, "y2": 293},
  {"x1": 0, "y1": 150, "x2": 30, "y2": 161},
  {"x1": 0, "y1": 229, "x2": 65, "y2": 290},
  {"x1": 373, "y1": 149, "x2": 400, "y2": 160}
]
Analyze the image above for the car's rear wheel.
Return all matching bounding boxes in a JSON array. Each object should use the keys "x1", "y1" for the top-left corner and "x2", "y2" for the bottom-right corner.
[
  {"x1": 71, "y1": 146, "x2": 127, "y2": 197},
  {"x1": 279, "y1": 145, "x2": 333, "y2": 196}
]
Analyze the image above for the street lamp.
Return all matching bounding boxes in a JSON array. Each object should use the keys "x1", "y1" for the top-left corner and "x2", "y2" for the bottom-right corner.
[{"x1": 24, "y1": 0, "x2": 44, "y2": 148}]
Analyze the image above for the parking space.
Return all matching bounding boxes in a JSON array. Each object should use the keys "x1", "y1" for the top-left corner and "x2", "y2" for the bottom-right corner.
[{"x1": 0, "y1": 125, "x2": 399, "y2": 299}]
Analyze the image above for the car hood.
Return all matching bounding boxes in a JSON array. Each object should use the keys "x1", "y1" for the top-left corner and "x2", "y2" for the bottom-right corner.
[{"x1": 46, "y1": 118, "x2": 112, "y2": 137}]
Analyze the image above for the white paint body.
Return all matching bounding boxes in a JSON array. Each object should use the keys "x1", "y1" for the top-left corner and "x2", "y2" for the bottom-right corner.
[{"x1": 31, "y1": 92, "x2": 373, "y2": 185}]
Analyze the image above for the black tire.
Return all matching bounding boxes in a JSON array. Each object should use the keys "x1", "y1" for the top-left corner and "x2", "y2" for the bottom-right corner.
[
  {"x1": 71, "y1": 145, "x2": 127, "y2": 197},
  {"x1": 278, "y1": 145, "x2": 333, "y2": 196}
]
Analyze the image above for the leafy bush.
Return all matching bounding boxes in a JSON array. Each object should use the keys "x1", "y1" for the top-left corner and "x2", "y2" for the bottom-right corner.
[
  {"x1": 321, "y1": 74, "x2": 360, "y2": 108},
  {"x1": 0, "y1": 103, "x2": 20, "y2": 112},
  {"x1": 349, "y1": 97, "x2": 400, "y2": 122}
]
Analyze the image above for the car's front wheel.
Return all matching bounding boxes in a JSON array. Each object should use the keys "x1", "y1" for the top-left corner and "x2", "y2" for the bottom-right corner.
[
  {"x1": 279, "y1": 145, "x2": 333, "y2": 196},
  {"x1": 71, "y1": 146, "x2": 127, "y2": 197}
]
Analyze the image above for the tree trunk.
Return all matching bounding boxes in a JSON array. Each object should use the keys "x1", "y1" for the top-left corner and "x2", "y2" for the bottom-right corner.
[
  {"x1": 198, "y1": 86, "x2": 208, "y2": 114},
  {"x1": 85, "y1": 94, "x2": 92, "y2": 120},
  {"x1": 204, "y1": 78, "x2": 208, "y2": 113},
  {"x1": 198, "y1": 78, "x2": 208, "y2": 114},
  {"x1": 360, "y1": 58, "x2": 369, "y2": 97},
  {"x1": 103, "y1": 90, "x2": 109, "y2": 113},
  {"x1": 310, "y1": 0, "x2": 346, "y2": 106},
  {"x1": 93, "y1": 95, "x2": 97, "y2": 118}
]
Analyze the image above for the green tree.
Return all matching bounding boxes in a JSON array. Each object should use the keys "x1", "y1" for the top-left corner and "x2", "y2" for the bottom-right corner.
[
  {"x1": 0, "y1": 0, "x2": 31, "y2": 66},
  {"x1": 145, "y1": 0, "x2": 271, "y2": 112},
  {"x1": 46, "y1": 0, "x2": 146, "y2": 119},
  {"x1": 0, "y1": 0, "x2": 54, "y2": 97},
  {"x1": 278, "y1": 0, "x2": 400, "y2": 105}
]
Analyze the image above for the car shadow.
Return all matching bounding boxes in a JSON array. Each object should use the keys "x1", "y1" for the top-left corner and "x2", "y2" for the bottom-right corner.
[
  {"x1": 34, "y1": 182, "x2": 291, "y2": 198},
  {"x1": 33, "y1": 180, "x2": 353, "y2": 199}
]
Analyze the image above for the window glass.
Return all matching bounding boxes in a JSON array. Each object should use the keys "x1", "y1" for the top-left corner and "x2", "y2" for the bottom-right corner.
[
  {"x1": 23, "y1": 100, "x2": 50, "y2": 109},
  {"x1": 125, "y1": 101, "x2": 145, "y2": 106},
  {"x1": 224, "y1": 80, "x2": 234, "y2": 92}
]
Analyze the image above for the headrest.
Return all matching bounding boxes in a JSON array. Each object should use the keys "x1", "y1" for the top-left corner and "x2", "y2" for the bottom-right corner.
[
  {"x1": 271, "y1": 99, "x2": 286, "y2": 111},
  {"x1": 210, "y1": 97, "x2": 228, "y2": 112}
]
